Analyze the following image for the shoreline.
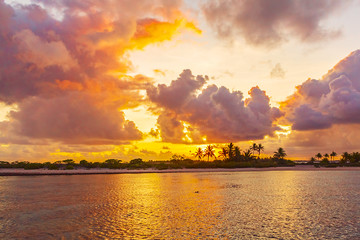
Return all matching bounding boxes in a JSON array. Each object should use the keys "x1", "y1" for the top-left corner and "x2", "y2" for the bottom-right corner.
[{"x1": 1, "y1": 165, "x2": 360, "y2": 176}]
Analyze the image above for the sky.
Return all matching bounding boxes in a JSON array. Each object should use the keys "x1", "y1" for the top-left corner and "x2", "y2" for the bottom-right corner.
[{"x1": 1, "y1": 0, "x2": 360, "y2": 162}]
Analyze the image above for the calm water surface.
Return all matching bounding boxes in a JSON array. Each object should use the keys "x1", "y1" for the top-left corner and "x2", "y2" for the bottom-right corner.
[{"x1": 0, "y1": 171, "x2": 359, "y2": 239}]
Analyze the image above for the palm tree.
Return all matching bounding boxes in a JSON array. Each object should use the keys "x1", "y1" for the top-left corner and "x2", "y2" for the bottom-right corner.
[
  {"x1": 257, "y1": 144, "x2": 264, "y2": 158},
  {"x1": 351, "y1": 152, "x2": 360, "y2": 163},
  {"x1": 315, "y1": 153, "x2": 322, "y2": 161},
  {"x1": 274, "y1": 147, "x2": 287, "y2": 159},
  {"x1": 204, "y1": 145, "x2": 216, "y2": 161},
  {"x1": 218, "y1": 147, "x2": 228, "y2": 160},
  {"x1": 194, "y1": 147, "x2": 203, "y2": 160},
  {"x1": 308, "y1": 157, "x2": 316, "y2": 164},
  {"x1": 324, "y1": 153, "x2": 329, "y2": 159},
  {"x1": 234, "y1": 146, "x2": 241, "y2": 161},
  {"x1": 330, "y1": 151, "x2": 337, "y2": 161},
  {"x1": 341, "y1": 152, "x2": 350, "y2": 164},
  {"x1": 228, "y1": 143, "x2": 234, "y2": 160},
  {"x1": 243, "y1": 149, "x2": 253, "y2": 161},
  {"x1": 250, "y1": 143, "x2": 258, "y2": 156}
]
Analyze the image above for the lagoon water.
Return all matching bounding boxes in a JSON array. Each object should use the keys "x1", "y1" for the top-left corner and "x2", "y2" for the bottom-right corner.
[{"x1": 0, "y1": 171, "x2": 359, "y2": 239}]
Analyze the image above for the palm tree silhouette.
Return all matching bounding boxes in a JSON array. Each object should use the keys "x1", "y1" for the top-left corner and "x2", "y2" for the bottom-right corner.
[
  {"x1": 341, "y1": 152, "x2": 350, "y2": 163},
  {"x1": 194, "y1": 147, "x2": 203, "y2": 160},
  {"x1": 324, "y1": 153, "x2": 329, "y2": 159},
  {"x1": 309, "y1": 157, "x2": 316, "y2": 164},
  {"x1": 234, "y1": 146, "x2": 241, "y2": 161},
  {"x1": 243, "y1": 149, "x2": 253, "y2": 161},
  {"x1": 257, "y1": 144, "x2": 264, "y2": 157},
  {"x1": 228, "y1": 143, "x2": 234, "y2": 160},
  {"x1": 274, "y1": 147, "x2": 287, "y2": 159},
  {"x1": 315, "y1": 153, "x2": 322, "y2": 161},
  {"x1": 330, "y1": 151, "x2": 337, "y2": 161},
  {"x1": 218, "y1": 147, "x2": 228, "y2": 160},
  {"x1": 204, "y1": 145, "x2": 216, "y2": 161},
  {"x1": 250, "y1": 143, "x2": 258, "y2": 156}
]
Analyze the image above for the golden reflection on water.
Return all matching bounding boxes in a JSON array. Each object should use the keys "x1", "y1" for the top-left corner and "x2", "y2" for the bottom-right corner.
[
  {"x1": 106, "y1": 173, "x2": 224, "y2": 238},
  {"x1": 263, "y1": 171, "x2": 303, "y2": 237},
  {"x1": 1, "y1": 172, "x2": 360, "y2": 239}
]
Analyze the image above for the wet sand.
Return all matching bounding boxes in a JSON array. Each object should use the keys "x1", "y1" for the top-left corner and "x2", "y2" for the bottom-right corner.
[{"x1": 1, "y1": 165, "x2": 360, "y2": 176}]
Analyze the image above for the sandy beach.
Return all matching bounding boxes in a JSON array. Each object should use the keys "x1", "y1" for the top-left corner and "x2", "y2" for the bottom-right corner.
[{"x1": 1, "y1": 165, "x2": 360, "y2": 176}]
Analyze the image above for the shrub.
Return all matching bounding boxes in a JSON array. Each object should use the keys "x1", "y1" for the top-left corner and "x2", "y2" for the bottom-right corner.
[
  {"x1": 65, "y1": 165, "x2": 74, "y2": 170},
  {"x1": 24, "y1": 163, "x2": 43, "y2": 170},
  {"x1": 48, "y1": 164, "x2": 59, "y2": 170}
]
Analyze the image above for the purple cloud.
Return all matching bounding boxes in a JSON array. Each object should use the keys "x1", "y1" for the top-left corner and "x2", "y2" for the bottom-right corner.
[
  {"x1": 148, "y1": 70, "x2": 282, "y2": 143},
  {"x1": 0, "y1": 0, "x2": 191, "y2": 145},
  {"x1": 203, "y1": 0, "x2": 349, "y2": 48},
  {"x1": 282, "y1": 50, "x2": 360, "y2": 130}
]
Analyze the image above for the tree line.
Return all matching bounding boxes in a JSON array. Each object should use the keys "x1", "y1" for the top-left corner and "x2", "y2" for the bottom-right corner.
[
  {"x1": 3, "y1": 145, "x2": 359, "y2": 170},
  {"x1": 194, "y1": 143, "x2": 287, "y2": 162},
  {"x1": 308, "y1": 151, "x2": 360, "y2": 166},
  {"x1": 0, "y1": 143, "x2": 295, "y2": 170}
]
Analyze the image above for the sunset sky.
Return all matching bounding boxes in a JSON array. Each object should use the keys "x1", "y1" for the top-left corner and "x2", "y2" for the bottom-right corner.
[{"x1": 1, "y1": 0, "x2": 360, "y2": 162}]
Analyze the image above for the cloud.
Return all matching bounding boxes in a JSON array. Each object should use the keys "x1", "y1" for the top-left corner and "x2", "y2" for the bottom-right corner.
[
  {"x1": 14, "y1": 29, "x2": 78, "y2": 71},
  {"x1": 0, "y1": 93, "x2": 142, "y2": 145},
  {"x1": 147, "y1": 69, "x2": 282, "y2": 143},
  {"x1": 147, "y1": 69, "x2": 207, "y2": 110},
  {"x1": 202, "y1": 0, "x2": 348, "y2": 48},
  {"x1": 278, "y1": 124, "x2": 360, "y2": 159},
  {"x1": 270, "y1": 63, "x2": 285, "y2": 79},
  {"x1": 281, "y1": 49, "x2": 360, "y2": 130},
  {"x1": 0, "y1": 0, "x2": 199, "y2": 145}
]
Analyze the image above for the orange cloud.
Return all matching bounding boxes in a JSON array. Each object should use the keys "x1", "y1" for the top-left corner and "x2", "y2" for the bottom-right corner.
[
  {"x1": 147, "y1": 70, "x2": 282, "y2": 143},
  {"x1": 130, "y1": 18, "x2": 201, "y2": 50},
  {"x1": 0, "y1": 0, "x2": 200, "y2": 147},
  {"x1": 280, "y1": 50, "x2": 360, "y2": 131}
]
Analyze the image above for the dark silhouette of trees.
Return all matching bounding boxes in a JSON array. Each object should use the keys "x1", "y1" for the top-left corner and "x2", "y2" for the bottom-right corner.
[
  {"x1": 105, "y1": 159, "x2": 122, "y2": 165},
  {"x1": 218, "y1": 147, "x2": 228, "y2": 160},
  {"x1": 320, "y1": 158, "x2": 329, "y2": 165},
  {"x1": 10, "y1": 144, "x2": 360, "y2": 171},
  {"x1": 316, "y1": 153, "x2": 322, "y2": 161},
  {"x1": 130, "y1": 158, "x2": 143, "y2": 164},
  {"x1": 79, "y1": 160, "x2": 88, "y2": 165},
  {"x1": 228, "y1": 143, "x2": 234, "y2": 160},
  {"x1": 330, "y1": 151, "x2": 337, "y2": 161},
  {"x1": 308, "y1": 157, "x2": 316, "y2": 164},
  {"x1": 62, "y1": 159, "x2": 75, "y2": 165},
  {"x1": 341, "y1": 152, "x2": 350, "y2": 164},
  {"x1": 351, "y1": 152, "x2": 360, "y2": 163},
  {"x1": 234, "y1": 146, "x2": 241, "y2": 162},
  {"x1": 273, "y1": 147, "x2": 286, "y2": 159},
  {"x1": 104, "y1": 159, "x2": 122, "y2": 168},
  {"x1": 250, "y1": 143, "x2": 258, "y2": 156},
  {"x1": 172, "y1": 154, "x2": 185, "y2": 161},
  {"x1": 257, "y1": 144, "x2": 264, "y2": 157},
  {"x1": 243, "y1": 149, "x2": 253, "y2": 161},
  {"x1": 204, "y1": 145, "x2": 216, "y2": 161},
  {"x1": 194, "y1": 148, "x2": 203, "y2": 160}
]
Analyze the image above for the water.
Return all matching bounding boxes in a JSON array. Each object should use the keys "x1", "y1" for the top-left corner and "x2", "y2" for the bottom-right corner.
[{"x1": 0, "y1": 171, "x2": 359, "y2": 239}]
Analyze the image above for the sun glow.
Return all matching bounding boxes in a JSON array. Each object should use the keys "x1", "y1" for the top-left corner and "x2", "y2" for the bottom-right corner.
[
  {"x1": 275, "y1": 125, "x2": 292, "y2": 137},
  {"x1": 130, "y1": 18, "x2": 201, "y2": 50},
  {"x1": 181, "y1": 121, "x2": 194, "y2": 143}
]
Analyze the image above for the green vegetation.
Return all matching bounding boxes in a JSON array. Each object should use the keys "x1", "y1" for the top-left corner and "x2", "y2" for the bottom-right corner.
[
  {"x1": 4, "y1": 144, "x2": 359, "y2": 170},
  {"x1": 2, "y1": 143, "x2": 295, "y2": 170},
  {"x1": 307, "y1": 151, "x2": 360, "y2": 167}
]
